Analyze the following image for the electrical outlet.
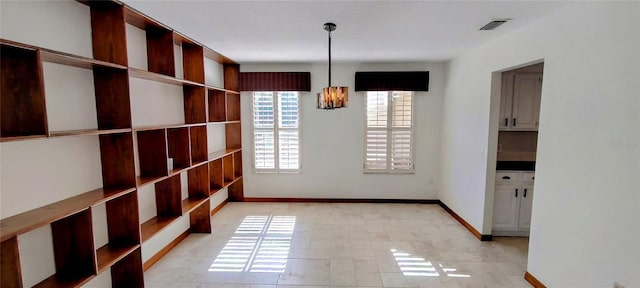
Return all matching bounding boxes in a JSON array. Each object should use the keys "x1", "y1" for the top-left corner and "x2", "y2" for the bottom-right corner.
[{"x1": 614, "y1": 281, "x2": 625, "y2": 288}]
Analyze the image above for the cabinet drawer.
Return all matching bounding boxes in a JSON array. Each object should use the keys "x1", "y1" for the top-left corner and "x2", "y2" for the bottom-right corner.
[
  {"x1": 496, "y1": 172, "x2": 519, "y2": 184},
  {"x1": 521, "y1": 172, "x2": 535, "y2": 184}
]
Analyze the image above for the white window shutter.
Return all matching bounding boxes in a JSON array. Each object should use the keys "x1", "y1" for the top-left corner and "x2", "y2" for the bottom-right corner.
[
  {"x1": 365, "y1": 91, "x2": 414, "y2": 173},
  {"x1": 252, "y1": 91, "x2": 300, "y2": 172},
  {"x1": 365, "y1": 129, "x2": 388, "y2": 170}
]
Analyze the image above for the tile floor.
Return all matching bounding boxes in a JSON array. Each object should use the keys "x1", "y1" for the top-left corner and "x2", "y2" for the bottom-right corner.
[{"x1": 145, "y1": 202, "x2": 531, "y2": 288}]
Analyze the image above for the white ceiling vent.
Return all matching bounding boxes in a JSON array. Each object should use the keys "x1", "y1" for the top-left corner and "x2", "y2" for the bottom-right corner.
[{"x1": 479, "y1": 19, "x2": 511, "y2": 30}]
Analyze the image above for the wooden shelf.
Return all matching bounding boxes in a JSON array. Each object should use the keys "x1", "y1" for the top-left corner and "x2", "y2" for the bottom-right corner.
[
  {"x1": 182, "y1": 197, "x2": 209, "y2": 214},
  {"x1": 133, "y1": 123, "x2": 204, "y2": 132},
  {"x1": 129, "y1": 67, "x2": 203, "y2": 87},
  {"x1": 210, "y1": 176, "x2": 243, "y2": 195},
  {"x1": 208, "y1": 148, "x2": 242, "y2": 161},
  {"x1": 136, "y1": 175, "x2": 166, "y2": 187},
  {"x1": 1, "y1": 39, "x2": 127, "y2": 70},
  {"x1": 140, "y1": 216, "x2": 180, "y2": 243},
  {"x1": 0, "y1": 134, "x2": 47, "y2": 143},
  {"x1": 0, "y1": 129, "x2": 132, "y2": 142},
  {"x1": 205, "y1": 84, "x2": 239, "y2": 95},
  {"x1": 136, "y1": 160, "x2": 209, "y2": 188},
  {"x1": 33, "y1": 273, "x2": 95, "y2": 288},
  {"x1": 0, "y1": 187, "x2": 135, "y2": 242},
  {"x1": 204, "y1": 47, "x2": 236, "y2": 65},
  {"x1": 207, "y1": 120, "x2": 241, "y2": 125},
  {"x1": 48, "y1": 128, "x2": 132, "y2": 138},
  {"x1": 96, "y1": 243, "x2": 140, "y2": 273}
]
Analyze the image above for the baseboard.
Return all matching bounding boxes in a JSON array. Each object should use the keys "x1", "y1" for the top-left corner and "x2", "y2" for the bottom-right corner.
[
  {"x1": 143, "y1": 230, "x2": 190, "y2": 271},
  {"x1": 524, "y1": 271, "x2": 547, "y2": 288},
  {"x1": 438, "y1": 201, "x2": 492, "y2": 241},
  {"x1": 243, "y1": 197, "x2": 440, "y2": 204},
  {"x1": 211, "y1": 199, "x2": 229, "y2": 215},
  {"x1": 143, "y1": 199, "x2": 230, "y2": 271}
]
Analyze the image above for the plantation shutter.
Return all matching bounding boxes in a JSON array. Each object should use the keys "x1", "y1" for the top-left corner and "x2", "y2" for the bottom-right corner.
[
  {"x1": 277, "y1": 92, "x2": 299, "y2": 170},
  {"x1": 365, "y1": 91, "x2": 414, "y2": 172},
  {"x1": 390, "y1": 92, "x2": 413, "y2": 170},
  {"x1": 253, "y1": 92, "x2": 275, "y2": 170}
]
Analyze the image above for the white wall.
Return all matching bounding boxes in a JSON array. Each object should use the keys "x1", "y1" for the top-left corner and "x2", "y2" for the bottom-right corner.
[
  {"x1": 441, "y1": 2, "x2": 640, "y2": 287},
  {"x1": 240, "y1": 62, "x2": 443, "y2": 199}
]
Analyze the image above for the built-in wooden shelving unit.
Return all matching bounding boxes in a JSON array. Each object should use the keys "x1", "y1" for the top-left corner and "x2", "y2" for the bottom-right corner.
[{"x1": 0, "y1": 0, "x2": 243, "y2": 287}]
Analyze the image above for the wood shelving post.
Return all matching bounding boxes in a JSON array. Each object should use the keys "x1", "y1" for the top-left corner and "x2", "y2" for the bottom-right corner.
[
  {"x1": 89, "y1": 1, "x2": 128, "y2": 66},
  {"x1": 186, "y1": 164, "x2": 211, "y2": 232},
  {"x1": 228, "y1": 179, "x2": 245, "y2": 202},
  {"x1": 190, "y1": 202, "x2": 211, "y2": 233},
  {"x1": 136, "y1": 129, "x2": 168, "y2": 184},
  {"x1": 209, "y1": 159, "x2": 224, "y2": 195},
  {"x1": 93, "y1": 69, "x2": 132, "y2": 130},
  {"x1": 0, "y1": 44, "x2": 47, "y2": 140},
  {"x1": 99, "y1": 192, "x2": 140, "y2": 267},
  {"x1": 222, "y1": 155, "x2": 234, "y2": 185},
  {"x1": 225, "y1": 123, "x2": 242, "y2": 149},
  {"x1": 110, "y1": 247, "x2": 144, "y2": 288},
  {"x1": 40, "y1": 209, "x2": 96, "y2": 287},
  {"x1": 154, "y1": 175, "x2": 182, "y2": 220},
  {"x1": 184, "y1": 86, "x2": 207, "y2": 124},
  {"x1": 0, "y1": 237, "x2": 22, "y2": 288},
  {"x1": 208, "y1": 89, "x2": 226, "y2": 122},
  {"x1": 100, "y1": 133, "x2": 136, "y2": 189},
  {"x1": 223, "y1": 64, "x2": 239, "y2": 92},
  {"x1": 190, "y1": 125, "x2": 208, "y2": 164},
  {"x1": 234, "y1": 151, "x2": 243, "y2": 178},
  {"x1": 226, "y1": 93, "x2": 241, "y2": 122},
  {"x1": 187, "y1": 164, "x2": 209, "y2": 203},
  {"x1": 167, "y1": 127, "x2": 191, "y2": 172},
  {"x1": 181, "y1": 41, "x2": 204, "y2": 83},
  {"x1": 146, "y1": 26, "x2": 175, "y2": 77}
]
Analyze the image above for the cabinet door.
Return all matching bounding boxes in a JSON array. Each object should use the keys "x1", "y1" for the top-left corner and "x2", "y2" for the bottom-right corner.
[
  {"x1": 518, "y1": 184, "x2": 534, "y2": 230},
  {"x1": 512, "y1": 74, "x2": 542, "y2": 129},
  {"x1": 499, "y1": 73, "x2": 514, "y2": 129},
  {"x1": 492, "y1": 185, "x2": 519, "y2": 230}
]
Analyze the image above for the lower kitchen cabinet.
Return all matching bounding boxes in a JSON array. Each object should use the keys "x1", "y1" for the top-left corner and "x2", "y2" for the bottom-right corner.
[{"x1": 492, "y1": 171, "x2": 535, "y2": 236}]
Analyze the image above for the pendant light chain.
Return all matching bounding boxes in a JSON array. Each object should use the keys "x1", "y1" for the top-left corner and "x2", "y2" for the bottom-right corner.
[{"x1": 328, "y1": 28, "x2": 332, "y2": 87}]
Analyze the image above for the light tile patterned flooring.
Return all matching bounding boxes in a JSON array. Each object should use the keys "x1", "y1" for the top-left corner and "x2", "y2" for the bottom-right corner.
[{"x1": 145, "y1": 203, "x2": 530, "y2": 288}]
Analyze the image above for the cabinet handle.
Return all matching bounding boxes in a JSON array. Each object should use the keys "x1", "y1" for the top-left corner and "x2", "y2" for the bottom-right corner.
[
  {"x1": 504, "y1": 118, "x2": 508, "y2": 126},
  {"x1": 502, "y1": 176, "x2": 510, "y2": 180},
  {"x1": 513, "y1": 118, "x2": 517, "y2": 126},
  {"x1": 515, "y1": 188, "x2": 518, "y2": 197},
  {"x1": 524, "y1": 189, "x2": 527, "y2": 198}
]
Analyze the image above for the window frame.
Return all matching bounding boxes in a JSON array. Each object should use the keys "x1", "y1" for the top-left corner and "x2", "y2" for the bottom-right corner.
[
  {"x1": 363, "y1": 91, "x2": 415, "y2": 174},
  {"x1": 251, "y1": 91, "x2": 301, "y2": 173}
]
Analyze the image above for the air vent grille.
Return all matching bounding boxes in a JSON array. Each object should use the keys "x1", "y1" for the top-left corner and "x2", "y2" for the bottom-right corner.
[{"x1": 479, "y1": 19, "x2": 510, "y2": 30}]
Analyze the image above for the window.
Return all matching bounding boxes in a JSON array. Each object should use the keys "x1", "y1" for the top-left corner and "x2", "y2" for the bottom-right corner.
[
  {"x1": 365, "y1": 91, "x2": 414, "y2": 173},
  {"x1": 252, "y1": 91, "x2": 300, "y2": 172}
]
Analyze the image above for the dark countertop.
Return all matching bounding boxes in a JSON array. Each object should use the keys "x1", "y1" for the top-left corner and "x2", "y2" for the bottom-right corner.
[{"x1": 496, "y1": 161, "x2": 536, "y2": 171}]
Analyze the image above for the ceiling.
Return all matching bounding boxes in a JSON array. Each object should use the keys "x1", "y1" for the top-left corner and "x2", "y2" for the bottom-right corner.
[{"x1": 121, "y1": 1, "x2": 568, "y2": 64}]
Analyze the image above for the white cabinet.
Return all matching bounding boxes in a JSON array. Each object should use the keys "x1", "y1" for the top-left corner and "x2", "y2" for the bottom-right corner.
[
  {"x1": 499, "y1": 73, "x2": 542, "y2": 131},
  {"x1": 492, "y1": 171, "x2": 535, "y2": 236},
  {"x1": 492, "y1": 185, "x2": 520, "y2": 230}
]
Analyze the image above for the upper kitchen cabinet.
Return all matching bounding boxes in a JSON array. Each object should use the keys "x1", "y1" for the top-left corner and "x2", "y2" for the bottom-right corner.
[{"x1": 499, "y1": 72, "x2": 542, "y2": 131}]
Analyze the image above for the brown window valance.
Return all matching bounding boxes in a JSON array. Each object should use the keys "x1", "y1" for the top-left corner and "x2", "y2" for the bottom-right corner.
[
  {"x1": 355, "y1": 71, "x2": 429, "y2": 92},
  {"x1": 239, "y1": 72, "x2": 311, "y2": 91}
]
